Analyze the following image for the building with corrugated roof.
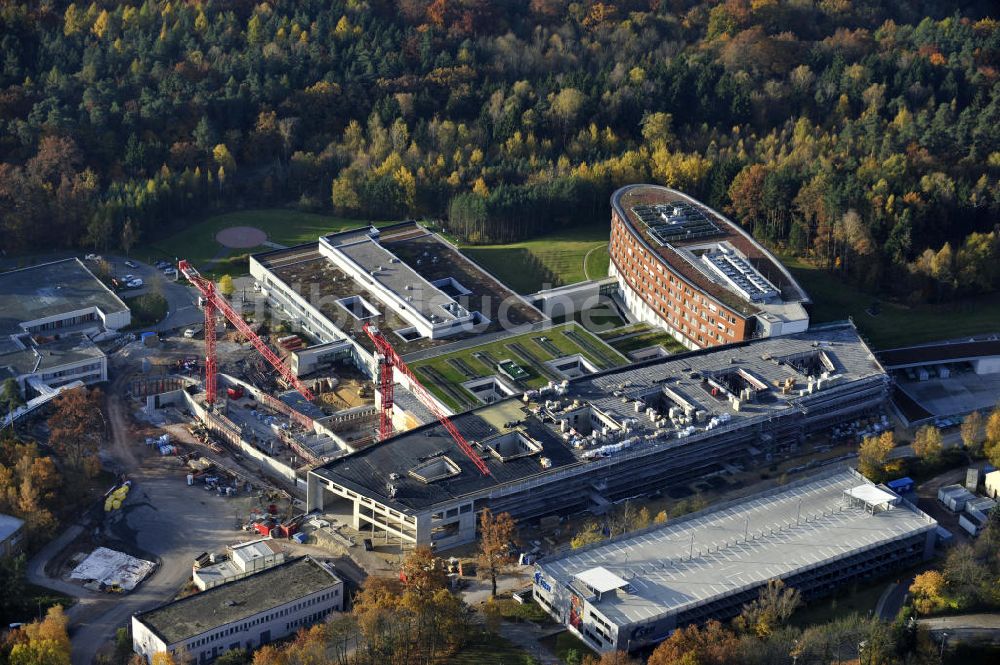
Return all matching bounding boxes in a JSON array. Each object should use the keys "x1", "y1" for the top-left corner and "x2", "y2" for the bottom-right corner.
[{"x1": 533, "y1": 469, "x2": 936, "y2": 653}]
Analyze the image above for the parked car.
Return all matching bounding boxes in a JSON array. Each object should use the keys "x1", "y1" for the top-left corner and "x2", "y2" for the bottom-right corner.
[
  {"x1": 183, "y1": 325, "x2": 203, "y2": 338},
  {"x1": 123, "y1": 274, "x2": 135, "y2": 282},
  {"x1": 84, "y1": 253, "x2": 99, "y2": 261},
  {"x1": 163, "y1": 267, "x2": 177, "y2": 277},
  {"x1": 124, "y1": 260, "x2": 138, "y2": 269},
  {"x1": 154, "y1": 259, "x2": 170, "y2": 269},
  {"x1": 127, "y1": 278, "x2": 143, "y2": 288}
]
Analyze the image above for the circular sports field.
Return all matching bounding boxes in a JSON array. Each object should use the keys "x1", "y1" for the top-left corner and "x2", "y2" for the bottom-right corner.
[{"x1": 215, "y1": 226, "x2": 268, "y2": 249}]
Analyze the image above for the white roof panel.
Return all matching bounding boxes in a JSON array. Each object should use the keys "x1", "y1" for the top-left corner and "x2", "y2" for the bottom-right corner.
[
  {"x1": 844, "y1": 484, "x2": 897, "y2": 506},
  {"x1": 575, "y1": 566, "x2": 629, "y2": 594}
]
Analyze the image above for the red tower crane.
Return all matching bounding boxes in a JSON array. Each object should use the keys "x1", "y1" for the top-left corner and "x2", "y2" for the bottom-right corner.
[
  {"x1": 363, "y1": 322, "x2": 490, "y2": 476},
  {"x1": 178, "y1": 260, "x2": 316, "y2": 405}
]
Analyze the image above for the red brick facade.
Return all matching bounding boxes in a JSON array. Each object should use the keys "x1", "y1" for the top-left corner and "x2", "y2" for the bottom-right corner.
[{"x1": 610, "y1": 210, "x2": 751, "y2": 349}]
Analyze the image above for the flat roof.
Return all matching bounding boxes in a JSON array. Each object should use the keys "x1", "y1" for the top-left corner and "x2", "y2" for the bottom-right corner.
[
  {"x1": 0, "y1": 333, "x2": 106, "y2": 377},
  {"x1": 611, "y1": 185, "x2": 809, "y2": 316},
  {"x1": 537, "y1": 469, "x2": 936, "y2": 627},
  {"x1": 0, "y1": 258, "x2": 129, "y2": 334},
  {"x1": 0, "y1": 513, "x2": 24, "y2": 541},
  {"x1": 324, "y1": 229, "x2": 465, "y2": 324},
  {"x1": 254, "y1": 223, "x2": 544, "y2": 356},
  {"x1": 879, "y1": 334, "x2": 1000, "y2": 367},
  {"x1": 312, "y1": 322, "x2": 886, "y2": 512},
  {"x1": 135, "y1": 557, "x2": 340, "y2": 644}
]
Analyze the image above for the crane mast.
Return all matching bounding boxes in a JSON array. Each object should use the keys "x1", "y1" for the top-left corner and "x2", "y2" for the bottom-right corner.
[
  {"x1": 363, "y1": 322, "x2": 490, "y2": 476},
  {"x1": 178, "y1": 260, "x2": 315, "y2": 405}
]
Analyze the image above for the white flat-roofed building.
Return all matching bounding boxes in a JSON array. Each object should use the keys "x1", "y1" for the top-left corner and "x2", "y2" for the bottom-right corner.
[
  {"x1": 318, "y1": 227, "x2": 478, "y2": 339},
  {"x1": 0, "y1": 258, "x2": 130, "y2": 395},
  {"x1": 132, "y1": 557, "x2": 343, "y2": 663},
  {"x1": 533, "y1": 469, "x2": 937, "y2": 653},
  {"x1": 193, "y1": 538, "x2": 286, "y2": 591}
]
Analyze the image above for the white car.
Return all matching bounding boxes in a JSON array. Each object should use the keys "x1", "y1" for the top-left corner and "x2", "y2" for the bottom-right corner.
[
  {"x1": 127, "y1": 278, "x2": 143, "y2": 288},
  {"x1": 183, "y1": 326, "x2": 203, "y2": 338},
  {"x1": 123, "y1": 274, "x2": 135, "y2": 282},
  {"x1": 124, "y1": 260, "x2": 138, "y2": 269}
]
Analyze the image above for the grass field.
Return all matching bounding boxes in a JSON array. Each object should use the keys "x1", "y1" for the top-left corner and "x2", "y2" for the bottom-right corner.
[
  {"x1": 785, "y1": 257, "x2": 1000, "y2": 349},
  {"x1": 134, "y1": 209, "x2": 380, "y2": 273},
  {"x1": 450, "y1": 631, "x2": 535, "y2": 665},
  {"x1": 460, "y1": 224, "x2": 611, "y2": 294},
  {"x1": 601, "y1": 325, "x2": 688, "y2": 356},
  {"x1": 411, "y1": 322, "x2": 628, "y2": 411}
]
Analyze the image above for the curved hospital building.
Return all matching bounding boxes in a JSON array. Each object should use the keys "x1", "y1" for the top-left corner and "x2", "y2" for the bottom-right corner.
[{"x1": 609, "y1": 184, "x2": 810, "y2": 350}]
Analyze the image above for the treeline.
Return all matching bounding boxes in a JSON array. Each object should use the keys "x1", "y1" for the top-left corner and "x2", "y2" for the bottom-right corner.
[{"x1": 0, "y1": 1, "x2": 999, "y2": 300}]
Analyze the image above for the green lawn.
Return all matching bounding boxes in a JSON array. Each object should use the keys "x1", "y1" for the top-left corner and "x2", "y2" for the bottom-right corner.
[
  {"x1": 450, "y1": 631, "x2": 536, "y2": 665},
  {"x1": 460, "y1": 224, "x2": 611, "y2": 294},
  {"x1": 605, "y1": 328, "x2": 688, "y2": 356},
  {"x1": 786, "y1": 257, "x2": 1000, "y2": 349},
  {"x1": 134, "y1": 209, "x2": 380, "y2": 273},
  {"x1": 538, "y1": 631, "x2": 596, "y2": 663},
  {"x1": 411, "y1": 322, "x2": 628, "y2": 411}
]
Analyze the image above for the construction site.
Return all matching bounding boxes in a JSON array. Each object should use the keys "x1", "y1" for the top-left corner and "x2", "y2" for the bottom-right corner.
[{"x1": 117, "y1": 223, "x2": 608, "y2": 562}]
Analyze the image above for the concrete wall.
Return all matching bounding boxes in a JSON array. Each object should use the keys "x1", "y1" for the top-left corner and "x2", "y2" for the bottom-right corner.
[{"x1": 973, "y1": 356, "x2": 1000, "y2": 374}]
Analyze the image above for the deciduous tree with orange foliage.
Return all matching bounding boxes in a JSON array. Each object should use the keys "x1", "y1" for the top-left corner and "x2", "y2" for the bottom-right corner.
[
  {"x1": 477, "y1": 508, "x2": 518, "y2": 597},
  {"x1": 47, "y1": 387, "x2": 105, "y2": 476}
]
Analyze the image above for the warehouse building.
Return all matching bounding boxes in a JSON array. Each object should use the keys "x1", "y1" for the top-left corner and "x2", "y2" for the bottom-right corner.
[
  {"x1": 609, "y1": 185, "x2": 810, "y2": 350},
  {"x1": 532, "y1": 468, "x2": 937, "y2": 653},
  {"x1": 307, "y1": 322, "x2": 889, "y2": 550},
  {"x1": 0, "y1": 258, "x2": 130, "y2": 393},
  {"x1": 132, "y1": 557, "x2": 343, "y2": 663}
]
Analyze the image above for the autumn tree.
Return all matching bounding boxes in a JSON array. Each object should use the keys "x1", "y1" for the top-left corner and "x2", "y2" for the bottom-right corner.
[
  {"x1": 858, "y1": 431, "x2": 896, "y2": 482},
  {"x1": 121, "y1": 218, "x2": 137, "y2": 256},
  {"x1": 0, "y1": 441, "x2": 61, "y2": 543},
  {"x1": 571, "y1": 522, "x2": 604, "y2": 549},
  {"x1": 909, "y1": 571, "x2": 949, "y2": 614},
  {"x1": 9, "y1": 605, "x2": 71, "y2": 665},
  {"x1": 942, "y1": 544, "x2": 990, "y2": 609},
  {"x1": 647, "y1": 620, "x2": 740, "y2": 665},
  {"x1": 0, "y1": 378, "x2": 24, "y2": 414},
  {"x1": 985, "y1": 404, "x2": 1000, "y2": 468},
  {"x1": 582, "y1": 651, "x2": 641, "y2": 665},
  {"x1": 218, "y1": 275, "x2": 235, "y2": 298},
  {"x1": 47, "y1": 387, "x2": 105, "y2": 475},
  {"x1": 961, "y1": 410, "x2": 984, "y2": 453},
  {"x1": 733, "y1": 579, "x2": 802, "y2": 638},
  {"x1": 912, "y1": 425, "x2": 943, "y2": 465},
  {"x1": 477, "y1": 508, "x2": 518, "y2": 597}
]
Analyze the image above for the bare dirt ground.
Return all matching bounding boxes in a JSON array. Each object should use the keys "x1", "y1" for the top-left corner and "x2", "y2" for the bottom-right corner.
[
  {"x1": 215, "y1": 226, "x2": 267, "y2": 249},
  {"x1": 29, "y1": 346, "x2": 275, "y2": 665},
  {"x1": 317, "y1": 376, "x2": 373, "y2": 410}
]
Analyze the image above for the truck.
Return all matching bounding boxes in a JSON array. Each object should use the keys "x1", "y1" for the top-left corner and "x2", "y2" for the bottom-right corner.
[{"x1": 227, "y1": 386, "x2": 245, "y2": 400}]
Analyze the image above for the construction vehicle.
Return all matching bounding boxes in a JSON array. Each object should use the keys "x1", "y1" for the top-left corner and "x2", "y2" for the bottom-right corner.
[
  {"x1": 178, "y1": 260, "x2": 314, "y2": 406},
  {"x1": 363, "y1": 322, "x2": 490, "y2": 476}
]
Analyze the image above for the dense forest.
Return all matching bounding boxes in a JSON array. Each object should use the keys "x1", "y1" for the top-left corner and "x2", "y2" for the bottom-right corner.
[{"x1": 0, "y1": 1, "x2": 998, "y2": 302}]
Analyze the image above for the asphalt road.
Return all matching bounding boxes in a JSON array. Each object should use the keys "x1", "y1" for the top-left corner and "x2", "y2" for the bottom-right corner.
[{"x1": 105, "y1": 256, "x2": 202, "y2": 333}]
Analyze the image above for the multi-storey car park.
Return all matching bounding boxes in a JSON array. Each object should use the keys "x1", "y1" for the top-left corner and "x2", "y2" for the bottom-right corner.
[
  {"x1": 306, "y1": 322, "x2": 889, "y2": 550},
  {"x1": 532, "y1": 468, "x2": 937, "y2": 654},
  {"x1": 0, "y1": 258, "x2": 130, "y2": 398},
  {"x1": 609, "y1": 185, "x2": 811, "y2": 350}
]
